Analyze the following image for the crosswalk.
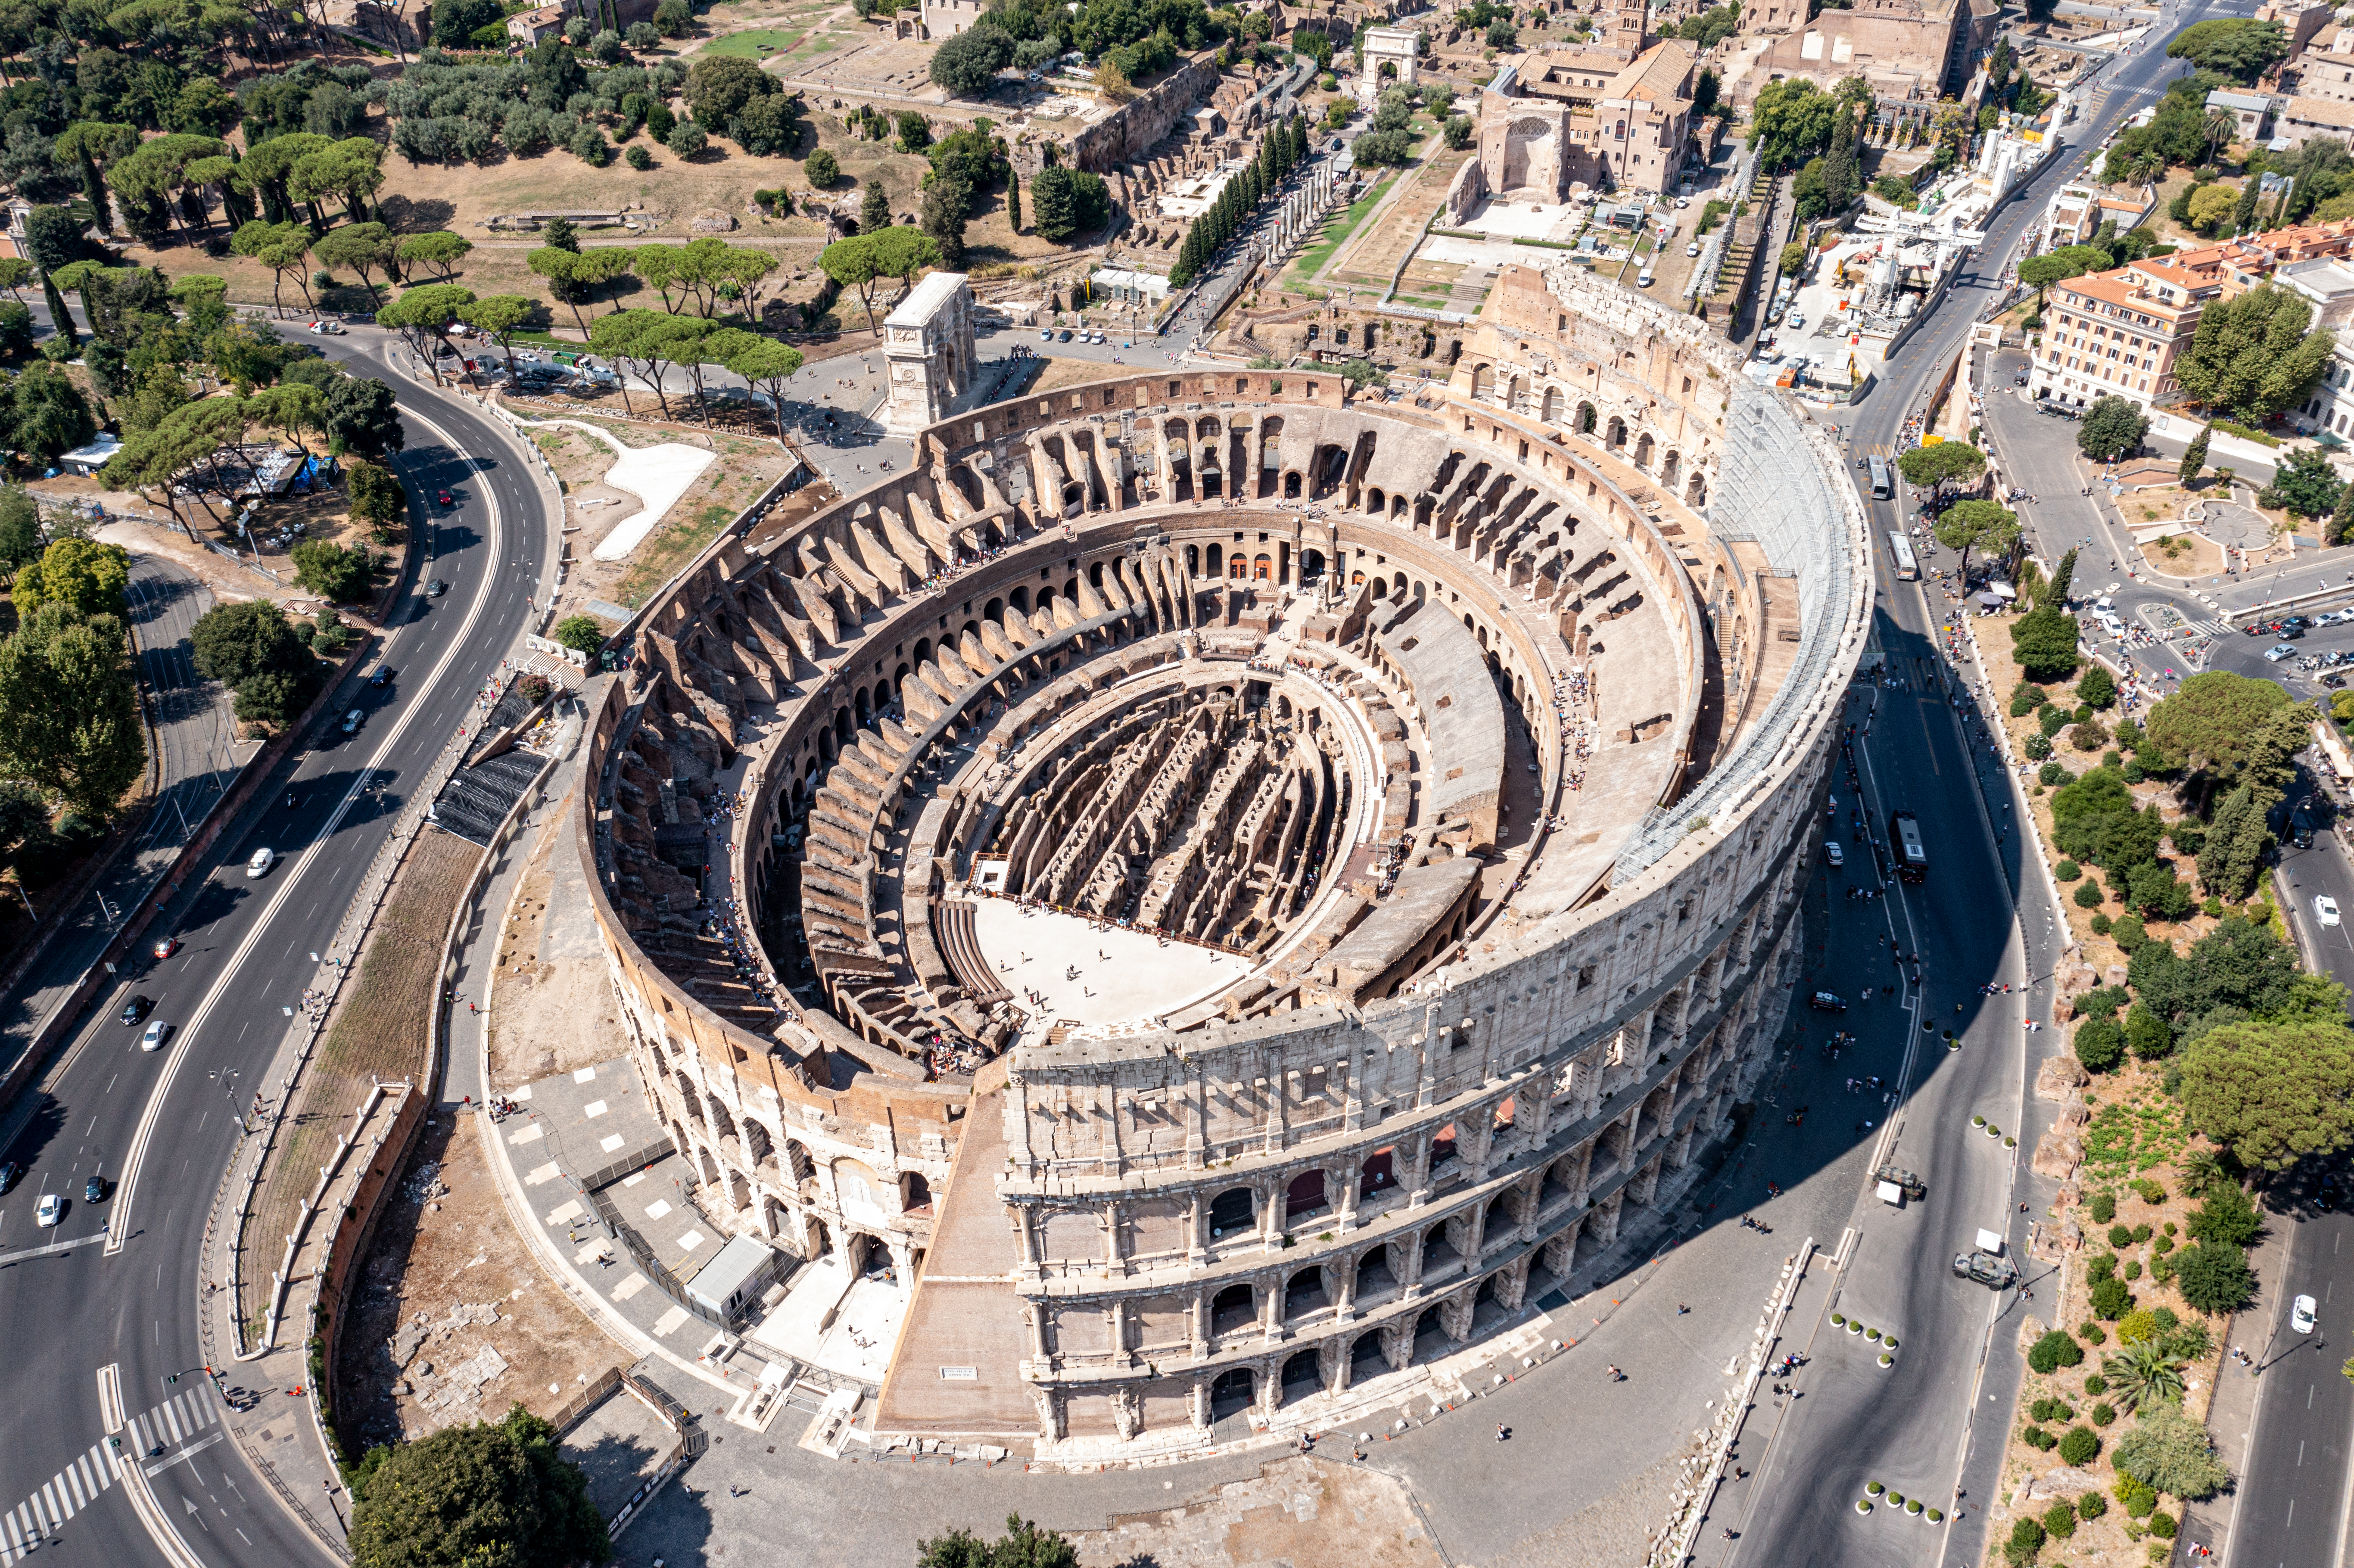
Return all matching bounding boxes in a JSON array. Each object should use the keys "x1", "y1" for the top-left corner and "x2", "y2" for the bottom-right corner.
[{"x1": 0, "y1": 1387, "x2": 218, "y2": 1563}]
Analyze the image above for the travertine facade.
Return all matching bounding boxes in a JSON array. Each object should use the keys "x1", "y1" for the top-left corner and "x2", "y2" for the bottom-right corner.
[
  {"x1": 578, "y1": 255, "x2": 1870, "y2": 1453},
  {"x1": 1476, "y1": 40, "x2": 1699, "y2": 199},
  {"x1": 884, "y1": 272, "x2": 979, "y2": 436}
]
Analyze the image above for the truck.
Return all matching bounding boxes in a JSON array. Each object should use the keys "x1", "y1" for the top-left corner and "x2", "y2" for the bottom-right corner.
[
  {"x1": 1873, "y1": 1164, "x2": 1925, "y2": 1204},
  {"x1": 1952, "y1": 1228, "x2": 2015, "y2": 1289}
]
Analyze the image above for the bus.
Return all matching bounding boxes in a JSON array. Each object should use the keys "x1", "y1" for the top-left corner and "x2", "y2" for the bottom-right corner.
[
  {"x1": 1890, "y1": 810, "x2": 1927, "y2": 883},
  {"x1": 1888, "y1": 531, "x2": 1919, "y2": 581},
  {"x1": 1866, "y1": 454, "x2": 1893, "y2": 500}
]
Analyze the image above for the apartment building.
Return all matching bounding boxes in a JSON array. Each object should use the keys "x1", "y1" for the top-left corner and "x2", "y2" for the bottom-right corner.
[{"x1": 2029, "y1": 217, "x2": 2354, "y2": 411}]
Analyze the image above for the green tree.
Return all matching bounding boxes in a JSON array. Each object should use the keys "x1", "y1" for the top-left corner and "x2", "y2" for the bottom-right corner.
[
  {"x1": 2075, "y1": 1015, "x2": 2126, "y2": 1072},
  {"x1": 0, "y1": 486, "x2": 39, "y2": 572},
  {"x1": 190, "y1": 598, "x2": 310, "y2": 689},
  {"x1": 552, "y1": 613, "x2": 604, "y2": 655},
  {"x1": 314, "y1": 223, "x2": 397, "y2": 295},
  {"x1": 2186, "y1": 1179, "x2": 2264, "y2": 1247},
  {"x1": 457, "y1": 294, "x2": 536, "y2": 381},
  {"x1": 290, "y1": 539, "x2": 374, "y2": 602},
  {"x1": 2261, "y1": 445, "x2": 2345, "y2": 517},
  {"x1": 396, "y1": 232, "x2": 473, "y2": 284},
  {"x1": 1895, "y1": 440, "x2": 1987, "y2": 496},
  {"x1": 2180, "y1": 422, "x2": 2213, "y2": 483},
  {"x1": 2079, "y1": 663, "x2": 2116, "y2": 709},
  {"x1": 322, "y1": 376, "x2": 407, "y2": 462},
  {"x1": 860, "y1": 179, "x2": 891, "y2": 234},
  {"x1": 2078, "y1": 395, "x2": 2149, "y2": 461},
  {"x1": 0, "y1": 600, "x2": 145, "y2": 823},
  {"x1": 806, "y1": 148, "x2": 840, "y2": 188},
  {"x1": 344, "y1": 458, "x2": 406, "y2": 538},
  {"x1": 2011, "y1": 605, "x2": 2082, "y2": 682},
  {"x1": 12, "y1": 536, "x2": 128, "y2": 620},
  {"x1": 2004, "y1": 1516, "x2": 2046, "y2": 1568},
  {"x1": 1746, "y1": 77, "x2": 1838, "y2": 164},
  {"x1": 818, "y1": 228, "x2": 940, "y2": 335},
  {"x1": 2180, "y1": 1019, "x2": 2354, "y2": 1170},
  {"x1": 377, "y1": 283, "x2": 477, "y2": 382},
  {"x1": 915, "y1": 1514, "x2": 1079, "y2": 1568},
  {"x1": 2020, "y1": 244, "x2": 2111, "y2": 303},
  {"x1": 2111, "y1": 1404, "x2": 2232, "y2": 1500},
  {"x1": 1934, "y1": 498, "x2": 2019, "y2": 580},
  {"x1": 2174, "y1": 284, "x2": 2336, "y2": 423},
  {"x1": 2101, "y1": 1339, "x2": 2189, "y2": 1413},
  {"x1": 231, "y1": 219, "x2": 315, "y2": 318},
  {"x1": 2145, "y1": 671, "x2": 2295, "y2": 785},
  {"x1": 347, "y1": 1404, "x2": 608, "y2": 1568},
  {"x1": 684, "y1": 54, "x2": 775, "y2": 132},
  {"x1": 710, "y1": 330, "x2": 804, "y2": 436},
  {"x1": 930, "y1": 25, "x2": 1013, "y2": 95},
  {"x1": 2166, "y1": 17, "x2": 2291, "y2": 82}
]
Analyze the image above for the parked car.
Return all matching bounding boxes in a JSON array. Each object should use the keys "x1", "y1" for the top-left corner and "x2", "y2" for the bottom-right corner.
[
  {"x1": 2267, "y1": 644, "x2": 2299, "y2": 661},
  {"x1": 1825, "y1": 840, "x2": 1844, "y2": 867}
]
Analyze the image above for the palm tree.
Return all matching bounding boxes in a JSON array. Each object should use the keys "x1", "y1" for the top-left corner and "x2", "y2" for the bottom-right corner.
[
  {"x1": 2206, "y1": 107, "x2": 2237, "y2": 162},
  {"x1": 2180, "y1": 1148, "x2": 2228, "y2": 1200},
  {"x1": 2102, "y1": 1341, "x2": 2189, "y2": 1415},
  {"x1": 2128, "y1": 148, "x2": 2165, "y2": 187}
]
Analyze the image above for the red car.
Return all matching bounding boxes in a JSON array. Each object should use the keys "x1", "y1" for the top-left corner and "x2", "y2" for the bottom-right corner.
[
  {"x1": 436, "y1": 490, "x2": 455, "y2": 506},
  {"x1": 152, "y1": 936, "x2": 178, "y2": 959}
]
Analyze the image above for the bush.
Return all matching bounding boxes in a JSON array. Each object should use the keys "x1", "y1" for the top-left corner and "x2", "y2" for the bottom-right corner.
[
  {"x1": 2149, "y1": 1511, "x2": 2177, "y2": 1539},
  {"x1": 2074, "y1": 879, "x2": 2104, "y2": 908},
  {"x1": 2174, "y1": 1240, "x2": 2255, "y2": 1314},
  {"x1": 625, "y1": 144, "x2": 653, "y2": 170},
  {"x1": 2109, "y1": 1224, "x2": 2136, "y2": 1249},
  {"x1": 2043, "y1": 1499, "x2": 2079, "y2": 1540},
  {"x1": 2083, "y1": 1372, "x2": 2108, "y2": 1393},
  {"x1": 2090, "y1": 912, "x2": 2113, "y2": 935},
  {"x1": 2059, "y1": 1426, "x2": 2101, "y2": 1465},
  {"x1": 2011, "y1": 681, "x2": 2047, "y2": 717},
  {"x1": 2042, "y1": 762, "x2": 2075, "y2": 787},
  {"x1": 2130, "y1": 1178, "x2": 2166, "y2": 1205},
  {"x1": 2055, "y1": 858, "x2": 2081, "y2": 880},
  {"x1": 2021, "y1": 1424, "x2": 2059, "y2": 1450},
  {"x1": 2088, "y1": 1253, "x2": 2116, "y2": 1283},
  {"x1": 290, "y1": 539, "x2": 374, "y2": 602},
  {"x1": 2090, "y1": 1276, "x2": 2135, "y2": 1319},
  {"x1": 2076, "y1": 1015, "x2": 2125, "y2": 1073},
  {"x1": 2026, "y1": 731, "x2": 2054, "y2": 760},
  {"x1": 2089, "y1": 1193, "x2": 2117, "y2": 1224},
  {"x1": 2092, "y1": 1401, "x2": 2117, "y2": 1426},
  {"x1": 2029, "y1": 1330, "x2": 2084, "y2": 1373},
  {"x1": 2077, "y1": 1491, "x2": 2107, "y2": 1521},
  {"x1": 2005, "y1": 1516, "x2": 2047, "y2": 1566},
  {"x1": 2111, "y1": 914, "x2": 2147, "y2": 951},
  {"x1": 806, "y1": 148, "x2": 839, "y2": 187},
  {"x1": 553, "y1": 614, "x2": 604, "y2": 655}
]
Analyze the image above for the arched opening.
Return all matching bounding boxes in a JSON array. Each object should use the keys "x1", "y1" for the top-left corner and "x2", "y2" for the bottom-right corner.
[
  {"x1": 1206, "y1": 543, "x2": 1225, "y2": 577},
  {"x1": 1208, "y1": 1368, "x2": 1255, "y2": 1420},
  {"x1": 1350, "y1": 1329, "x2": 1389, "y2": 1380},
  {"x1": 1284, "y1": 1265, "x2": 1330, "y2": 1320},
  {"x1": 1607, "y1": 415, "x2": 1627, "y2": 448},
  {"x1": 1283, "y1": 470, "x2": 1303, "y2": 498},
  {"x1": 1410, "y1": 1304, "x2": 1449, "y2": 1362},
  {"x1": 1252, "y1": 554, "x2": 1272, "y2": 581},
  {"x1": 1210, "y1": 1282, "x2": 1256, "y2": 1335},
  {"x1": 1301, "y1": 548, "x2": 1325, "y2": 582},
  {"x1": 1280, "y1": 1348, "x2": 1323, "y2": 1404},
  {"x1": 1360, "y1": 1146, "x2": 1396, "y2": 1195},
  {"x1": 1186, "y1": 544, "x2": 1200, "y2": 577},
  {"x1": 1471, "y1": 363, "x2": 1494, "y2": 399},
  {"x1": 1284, "y1": 1169, "x2": 1329, "y2": 1225},
  {"x1": 1010, "y1": 587, "x2": 1031, "y2": 614},
  {"x1": 903, "y1": 1171, "x2": 933, "y2": 1213},
  {"x1": 1207, "y1": 1186, "x2": 1255, "y2": 1238},
  {"x1": 1634, "y1": 432, "x2": 1654, "y2": 470},
  {"x1": 1228, "y1": 556, "x2": 1249, "y2": 580},
  {"x1": 1578, "y1": 402, "x2": 1596, "y2": 435},
  {"x1": 1429, "y1": 1124, "x2": 1458, "y2": 1169},
  {"x1": 1541, "y1": 386, "x2": 1562, "y2": 423}
]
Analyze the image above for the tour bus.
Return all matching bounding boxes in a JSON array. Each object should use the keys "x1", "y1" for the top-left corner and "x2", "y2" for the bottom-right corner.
[
  {"x1": 1888, "y1": 531, "x2": 1919, "y2": 581},
  {"x1": 1890, "y1": 810, "x2": 1927, "y2": 883},
  {"x1": 1866, "y1": 454, "x2": 1893, "y2": 500}
]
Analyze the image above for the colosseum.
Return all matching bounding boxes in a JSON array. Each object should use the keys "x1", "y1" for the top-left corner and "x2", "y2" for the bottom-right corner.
[{"x1": 575, "y1": 258, "x2": 1871, "y2": 1456}]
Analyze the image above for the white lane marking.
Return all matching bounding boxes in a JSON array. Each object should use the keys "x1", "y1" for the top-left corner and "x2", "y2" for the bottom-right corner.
[
  {"x1": 142, "y1": 1432, "x2": 221, "y2": 1477},
  {"x1": 160, "y1": 1399, "x2": 184, "y2": 1444},
  {"x1": 106, "y1": 401, "x2": 513, "y2": 1259}
]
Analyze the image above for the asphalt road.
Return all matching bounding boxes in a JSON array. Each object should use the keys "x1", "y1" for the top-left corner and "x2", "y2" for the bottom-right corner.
[
  {"x1": 0, "y1": 557, "x2": 246, "y2": 1105},
  {"x1": 0, "y1": 332, "x2": 550, "y2": 1568},
  {"x1": 2226, "y1": 812, "x2": 2354, "y2": 1568},
  {"x1": 1713, "y1": 8, "x2": 2229, "y2": 1562}
]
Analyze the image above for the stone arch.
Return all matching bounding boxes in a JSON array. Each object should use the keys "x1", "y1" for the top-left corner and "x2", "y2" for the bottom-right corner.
[
  {"x1": 1284, "y1": 1168, "x2": 1330, "y2": 1224},
  {"x1": 1660, "y1": 450, "x2": 1681, "y2": 491},
  {"x1": 1541, "y1": 386, "x2": 1562, "y2": 424},
  {"x1": 1207, "y1": 1185, "x2": 1255, "y2": 1238},
  {"x1": 1208, "y1": 1367, "x2": 1255, "y2": 1419},
  {"x1": 1606, "y1": 415, "x2": 1627, "y2": 448},
  {"x1": 1280, "y1": 1348, "x2": 1323, "y2": 1404},
  {"x1": 1577, "y1": 401, "x2": 1597, "y2": 435},
  {"x1": 1283, "y1": 1264, "x2": 1330, "y2": 1319},
  {"x1": 1471, "y1": 363, "x2": 1495, "y2": 400},
  {"x1": 1634, "y1": 431, "x2": 1654, "y2": 470},
  {"x1": 1686, "y1": 470, "x2": 1708, "y2": 508},
  {"x1": 1209, "y1": 1281, "x2": 1256, "y2": 1335}
]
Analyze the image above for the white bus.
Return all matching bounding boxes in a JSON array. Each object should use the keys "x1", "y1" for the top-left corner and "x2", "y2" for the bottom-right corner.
[{"x1": 1887, "y1": 531, "x2": 1919, "y2": 581}]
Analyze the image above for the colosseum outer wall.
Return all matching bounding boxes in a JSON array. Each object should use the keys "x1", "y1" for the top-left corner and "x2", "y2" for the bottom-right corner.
[{"x1": 572, "y1": 253, "x2": 1871, "y2": 1453}]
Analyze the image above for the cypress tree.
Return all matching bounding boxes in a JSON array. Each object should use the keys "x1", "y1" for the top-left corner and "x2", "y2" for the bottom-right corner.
[
  {"x1": 78, "y1": 143, "x2": 109, "y2": 233},
  {"x1": 2332, "y1": 482, "x2": 2354, "y2": 547},
  {"x1": 41, "y1": 270, "x2": 76, "y2": 348},
  {"x1": 1007, "y1": 168, "x2": 1021, "y2": 233},
  {"x1": 2179, "y1": 423, "x2": 2211, "y2": 484}
]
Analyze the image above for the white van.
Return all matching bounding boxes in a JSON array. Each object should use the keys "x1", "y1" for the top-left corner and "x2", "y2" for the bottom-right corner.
[{"x1": 247, "y1": 847, "x2": 275, "y2": 878}]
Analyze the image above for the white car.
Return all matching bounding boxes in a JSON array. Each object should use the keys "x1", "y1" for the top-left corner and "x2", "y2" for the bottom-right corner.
[
  {"x1": 1686, "y1": 241, "x2": 1700, "y2": 257},
  {"x1": 35, "y1": 1193, "x2": 61, "y2": 1227},
  {"x1": 307, "y1": 320, "x2": 345, "y2": 335},
  {"x1": 1825, "y1": 841, "x2": 1845, "y2": 867},
  {"x1": 2316, "y1": 895, "x2": 2342, "y2": 928},
  {"x1": 1787, "y1": 314, "x2": 1807, "y2": 330},
  {"x1": 2294, "y1": 1293, "x2": 2318, "y2": 1333},
  {"x1": 141, "y1": 1019, "x2": 170, "y2": 1052},
  {"x1": 247, "y1": 847, "x2": 275, "y2": 878}
]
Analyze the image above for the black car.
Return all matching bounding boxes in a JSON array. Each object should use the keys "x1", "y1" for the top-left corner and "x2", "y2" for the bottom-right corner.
[
  {"x1": 83, "y1": 1176, "x2": 105, "y2": 1204},
  {"x1": 120, "y1": 994, "x2": 155, "y2": 1026},
  {"x1": 426, "y1": 579, "x2": 448, "y2": 598},
  {"x1": 2326, "y1": 673, "x2": 2350, "y2": 689},
  {"x1": 1807, "y1": 991, "x2": 1849, "y2": 1012},
  {"x1": 2280, "y1": 626, "x2": 2307, "y2": 640},
  {"x1": 371, "y1": 667, "x2": 394, "y2": 687},
  {"x1": 0, "y1": 1162, "x2": 18, "y2": 1195}
]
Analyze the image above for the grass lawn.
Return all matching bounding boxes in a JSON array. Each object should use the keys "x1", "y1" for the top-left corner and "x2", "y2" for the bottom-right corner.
[
  {"x1": 704, "y1": 26, "x2": 806, "y2": 57},
  {"x1": 1289, "y1": 174, "x2": 1396, "y2": 285}
]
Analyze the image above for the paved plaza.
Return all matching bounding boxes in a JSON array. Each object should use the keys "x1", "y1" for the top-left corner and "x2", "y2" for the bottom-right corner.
[{"x1": 968, "y1": 899, "x2": 1239, "y2": 1044}]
